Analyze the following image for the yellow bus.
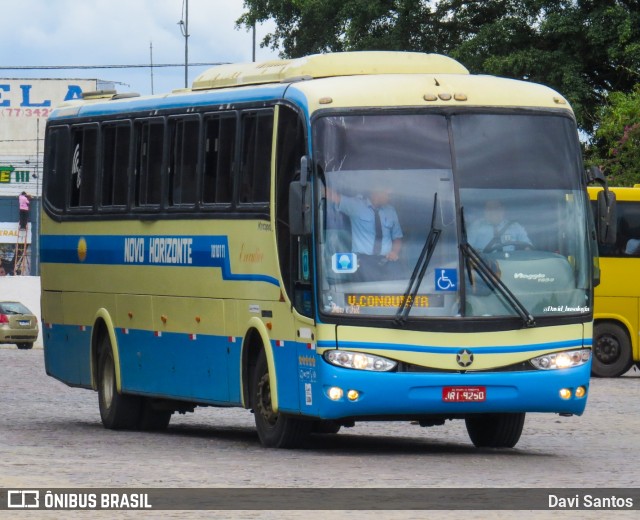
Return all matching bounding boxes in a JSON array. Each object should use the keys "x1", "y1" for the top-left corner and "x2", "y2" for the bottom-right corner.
[
  {"x1": 588, "y1": 185, "x2": 640, "y2": 377},
  {"x1": 42, "y1": 51, "x2": 600, "y2": 449}
]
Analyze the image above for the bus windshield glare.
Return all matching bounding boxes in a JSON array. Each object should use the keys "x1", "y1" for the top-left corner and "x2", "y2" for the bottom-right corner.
[{"x1": 315, "y1": 112, "x2": 590, "y2": 321}]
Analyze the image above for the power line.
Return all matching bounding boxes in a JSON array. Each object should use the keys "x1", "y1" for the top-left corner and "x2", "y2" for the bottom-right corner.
[{"x1": 0, "y1": 63, "x2": 227, "y2": 71}]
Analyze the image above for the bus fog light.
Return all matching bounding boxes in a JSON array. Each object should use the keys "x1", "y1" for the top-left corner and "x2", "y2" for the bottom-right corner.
[
  {"x1": 575, "y1": 386, "x2": 587, "y2": 398},
  {"x1": 347, "y1": 389, "x2": 360, "y2": 401},
  {"x1": 559, "y1": 388, "x2": 572, "y2": 400},
  {"x1": 324, "y1": 350, "x2": 397, "y2": 371},
  {"x1": 530, "y1": 349, "x2": 591, "y2": 370},
  {"x1": 328, "y1": 387, "x2": 343, "y2": 401}
]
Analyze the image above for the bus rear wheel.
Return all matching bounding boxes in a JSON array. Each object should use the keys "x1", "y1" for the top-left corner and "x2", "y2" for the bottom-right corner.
[
  {"x1": 465, "y1": 413, "x2": 525, "y2": 448},
  {"x1": 592, "y1": 322, "x2": 633, "y2": 378},
  {"x1": 97, "y1": 335, "x2": 142, "y2": 429},
  {"x1": 252, "y1": 350, "x2": 310, "y2": 448}
]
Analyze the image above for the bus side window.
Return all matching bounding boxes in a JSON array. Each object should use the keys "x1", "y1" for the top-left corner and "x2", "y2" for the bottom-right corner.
[
  {"x1": 168, "y1": 116, "x2": 200, "y2": 207},
  {"x1": 239, "y1": 110, "x2": 273, "y2": 205},
  {"x1": 618, "y1": 202, "x2": 640, "y2": 256},
  {"x1": 134, "y1": 119, "x2": 165, "y2": 207},
  {"x1": 274, "y1": 105, "x2": 310, "y2": 316},
  {"x1": 44, "y1": 125, "x2": 70, "y2": 212},
  {"x1": 69, "y1": 124, "x2": 98, "y2": 209},
  {"x1": 101, "y1": 123, "x2": 131, "y2": 208},
  {"x1": 203, "y1": 113, "x2": 236, "y2": 205}
]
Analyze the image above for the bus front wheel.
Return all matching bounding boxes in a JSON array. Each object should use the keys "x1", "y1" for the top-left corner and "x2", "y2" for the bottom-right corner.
[
  {"x1": 465, "y1": 413, "x2": 525, "y2": 448},
  {"x1": 138, "y1": 399, "x2": 172, "y2": 431},
  {"x1": 252, "y1": 349, "x2": 310, "y2": 448},
  {"x1": 592, "y1": 322, "x2": 633, "y2": 378},
  {"x1": 97, "y1": 335, "x2": 142, "y2": 429}
]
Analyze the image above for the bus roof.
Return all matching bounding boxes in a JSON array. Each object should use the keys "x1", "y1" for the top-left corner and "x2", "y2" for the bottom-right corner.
[
  {"x1": 191, "y1": 51, "x2": 469, "y2": 90},
  {"x1": 49, "y1": 52, "x2": 572, "y2": 120}
]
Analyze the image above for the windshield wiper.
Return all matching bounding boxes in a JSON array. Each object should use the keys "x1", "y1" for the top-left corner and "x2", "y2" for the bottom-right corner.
[
  {"x1": 460, "y1": 208, "x2": 535, "y2": 328},
  {"x1": 395, "y1": 193, "x2": 441, "y2": 326}
]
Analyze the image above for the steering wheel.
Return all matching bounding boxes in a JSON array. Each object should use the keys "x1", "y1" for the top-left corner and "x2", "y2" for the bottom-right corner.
[{"x1": 483, "y1": 240, "x2": 531, "y2": 254}]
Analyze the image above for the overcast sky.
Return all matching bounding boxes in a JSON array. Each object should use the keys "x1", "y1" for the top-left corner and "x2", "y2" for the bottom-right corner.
[{"x1": 1, "y1": 0, "x2": 279, "y2": 95}]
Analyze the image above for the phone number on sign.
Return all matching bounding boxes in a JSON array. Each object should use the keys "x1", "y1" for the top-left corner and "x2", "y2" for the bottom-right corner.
[{"x1": 0, "y1": 108, "x2": 53, "y2": 118}]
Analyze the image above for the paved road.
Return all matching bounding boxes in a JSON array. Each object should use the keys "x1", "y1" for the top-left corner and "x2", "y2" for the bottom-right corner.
[{"x1": 1, "y1": 346, "x2": 638, "y2": 519}]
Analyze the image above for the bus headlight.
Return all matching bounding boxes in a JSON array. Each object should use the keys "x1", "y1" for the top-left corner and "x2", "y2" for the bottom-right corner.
[
  {"x1": 530, "y1": 349, "x2": 591, "y2": 370},
  {"x1": 324, "y1": 350, "x2": 397, "y2": 372}
]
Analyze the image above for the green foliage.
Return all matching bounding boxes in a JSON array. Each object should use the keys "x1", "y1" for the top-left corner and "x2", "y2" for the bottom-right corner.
[
  {"x1": 237, "y1": 1, "x2": 640, "y2": 136},
  {"x1": 448, "y1": 1, "x2": 640, "y2": 135},
  {"x1": 587, "y1": 85, "x2": 640, "y2": 186},
  {"x1": 237, "y1": 1, "x2": 439, "y2": 56}
]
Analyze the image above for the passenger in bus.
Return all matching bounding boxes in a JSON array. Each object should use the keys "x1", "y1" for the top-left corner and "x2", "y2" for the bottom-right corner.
[
  {"x1": 326, "y1": 185, "x2": 403, "y2": 280},
  {"x1": 468, "y1": 199, "x2": 532, "y2": 253},
  {"x1": 625, "y1": 238, "x2": 640, "y2": 255}
]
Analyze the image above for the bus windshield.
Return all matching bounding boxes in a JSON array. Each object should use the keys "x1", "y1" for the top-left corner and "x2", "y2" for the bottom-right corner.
[{"x1": 315, "y1": 112, "x2": 590, "y2": 321}]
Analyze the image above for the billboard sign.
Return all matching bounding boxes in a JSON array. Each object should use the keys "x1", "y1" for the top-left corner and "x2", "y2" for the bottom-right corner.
[{"x1": 0, "y1": 79, "x2": 98, "y2": 156}]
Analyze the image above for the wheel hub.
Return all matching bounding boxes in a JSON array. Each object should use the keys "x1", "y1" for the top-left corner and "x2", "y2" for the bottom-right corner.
[
  {"x1": 595, "y1": 335, "x2": 620, "y2": 364},
  {"x1": 101, "y1": 357, "x2": 114, "y2": 408},
  {"x1": 256, "y1": 372, "x2": 277, "y2": 425}
]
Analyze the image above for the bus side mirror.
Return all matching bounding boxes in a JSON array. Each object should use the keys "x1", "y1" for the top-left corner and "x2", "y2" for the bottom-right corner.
[
  {"x1": 289, "y1": 181, "x2": 311, "y2": 236},
  {"x1": 596, "y1": 189, "x2": 617, "y2": 245},
  {"x1": 587, "y1": 165, "x2": 605, "y2": 184}
]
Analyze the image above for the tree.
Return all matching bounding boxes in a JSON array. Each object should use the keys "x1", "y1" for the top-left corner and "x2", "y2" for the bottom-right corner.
[
  {"x1": 587, "y1": 85, "x2": 640, "y2": 185},
  {"x1": 446, "y1": 1, "x2": 640, "y2": 135},
  {"x1": 238, "y1": 1, "x2": 640, "y2": 135},
  {"x1": 237, "y1": 1, "x2": 442, "y2": 57}
]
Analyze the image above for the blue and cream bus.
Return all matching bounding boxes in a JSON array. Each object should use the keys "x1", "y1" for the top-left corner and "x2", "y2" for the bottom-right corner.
[{"x1": 42, "y1": 52, "x2": 602, "y2": 448}]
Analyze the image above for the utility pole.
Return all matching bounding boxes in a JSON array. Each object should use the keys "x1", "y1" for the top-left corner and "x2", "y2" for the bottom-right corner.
[
  {"x1": 252, "y1": 22, "x2": 256, "y2": 62},
  {"x1": 150, "y1": 41, "x2": 154, "y2": 94},
  {"x1": 178, "y1": 0, "x2": 190, "y2": 88}
]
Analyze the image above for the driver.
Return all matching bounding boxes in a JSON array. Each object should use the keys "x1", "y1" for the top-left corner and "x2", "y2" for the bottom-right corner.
[{"x1": 468, "y1": 199, "x2": 532, "y2": 252}]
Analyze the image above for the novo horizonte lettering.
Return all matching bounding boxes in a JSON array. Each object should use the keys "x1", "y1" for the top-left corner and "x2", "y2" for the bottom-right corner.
[{"x1": 123, "y1": 237, "x2": 193, "y2": 265}]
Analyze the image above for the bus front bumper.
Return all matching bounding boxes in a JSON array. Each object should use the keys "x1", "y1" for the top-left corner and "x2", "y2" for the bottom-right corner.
[{"x1": 314, "y1": 362, "x2": 591, "y2": 420}]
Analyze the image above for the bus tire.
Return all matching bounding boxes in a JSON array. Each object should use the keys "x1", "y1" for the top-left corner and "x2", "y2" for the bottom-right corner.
[
  {"x1": 465, "y1": 413, "x2": 525, "y2": 448},
  {"x1": 97, "y1": 335, "x2": 142, "y2": 430},
  {"x1": 138, "y1": 399, "x2": 172, "y2": 431},
  {"x1": 592, "y1": 322, "x2": 633, "y2": 378},
  {"x1": 252, "y1": 349, "x2": 310, "y2": 448}
]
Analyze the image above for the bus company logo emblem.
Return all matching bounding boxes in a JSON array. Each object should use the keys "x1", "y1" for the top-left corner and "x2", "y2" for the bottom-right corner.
[
  {"x1": 456, "y1": 349, "x2": 474, "y2": 367},
  {"x1": 77, "y1": 237, "x2": 88, "y2": 262}
]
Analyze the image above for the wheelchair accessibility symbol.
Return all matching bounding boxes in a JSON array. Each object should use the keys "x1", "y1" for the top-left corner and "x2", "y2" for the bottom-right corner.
[{"x1": 435, "y1": 268, "x2": 457, "y2": 291}]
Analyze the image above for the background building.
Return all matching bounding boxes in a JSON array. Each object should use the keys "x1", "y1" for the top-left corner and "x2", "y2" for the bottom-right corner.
[{"x1": 0, "y1": 78, "x2": 112, "y2": 275}]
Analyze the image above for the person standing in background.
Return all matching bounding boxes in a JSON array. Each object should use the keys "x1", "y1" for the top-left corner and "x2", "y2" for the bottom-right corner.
[{"x1": 18, "y1": 192, "x2": 30, "y2": 230}]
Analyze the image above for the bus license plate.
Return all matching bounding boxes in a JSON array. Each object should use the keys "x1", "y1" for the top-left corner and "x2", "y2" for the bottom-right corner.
[{"x1": 442, "y1": 386, "x2": 486, "y2": 402}]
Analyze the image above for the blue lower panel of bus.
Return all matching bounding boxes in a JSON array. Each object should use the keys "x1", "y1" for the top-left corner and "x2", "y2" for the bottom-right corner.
[
  {"x1": 42, "y1": 324, "x2": 303, "y2": 411},
  {"x1": 44, "y1": 323, "x2": 590, "y2": 419},
  {"x1": 313, "y1": 362, "x2": 591, "y2": 419},
  {"x1": 43, "y1": 324, "x2": 243, "y2": 405},
  {"x1": 116, "y1": 329, "x2": 238, "y2": 404},
  {"x1": 43, "y1": 324, "x2": 93, "y2": 388}
]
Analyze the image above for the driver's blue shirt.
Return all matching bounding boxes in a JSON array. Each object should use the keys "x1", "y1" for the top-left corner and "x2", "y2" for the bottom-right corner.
[
  {"x1": 338, "y1": 195, "x2": 403, "y2": 255},
  {"x1": 469, "y1": 219, "x2": 531, "y2": 251}
]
